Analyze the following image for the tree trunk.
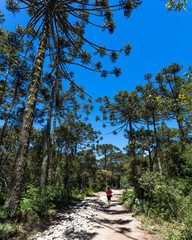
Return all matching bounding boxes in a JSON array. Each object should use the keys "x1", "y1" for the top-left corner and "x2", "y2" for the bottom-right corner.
[
  {"x1": 147, "y1": 123, "x2": 153, "y2": 171},
  {"x1": 48, "y1": 69, "x2": 58, "y2": 186},
  {"x1": 51, "y1": 149, "x2": 59, "y2": 193},
  {"x1": 0, "y1": 122, "x2": 14, "y2": 177},
  {"x1": 40, "y1": 68, "x2": 57, "y2": 193},
  {"x1": 129, "y1": 120, "x2": 136, "y2": 160},
  {"x1": 48, "y1": 108, "x2": 57, "y2": 186},
  {"x1": 148, "y1": 147, "x2": 153, "y2": 171},
  {"x1": 176, "y1": 113, "x2": 185, "y2": 143},
  {"x1": 0, "y1": 84, "x2": 18, "y2": 145},
  {"x1": 128, "y1": 119, "x2": 138, "y2": 188},
  {"x1": 152, "y1": 112, "x2": 162, "y2": 176},
  {"x1": 104, "y1": 149, "x2": 107, "y2": 170},
  {"x1": 65, "y1": 151, "x2": 70, "y2": 201},
  {"x1": 0, "y1": 67, "x2": 10, "y2": 104},
  {"x1": 4, "y1": 22, "x2": 49, "y2": 211},
  {"x1": 157, "y1": 156, "x2": 162, "y2": 177}
]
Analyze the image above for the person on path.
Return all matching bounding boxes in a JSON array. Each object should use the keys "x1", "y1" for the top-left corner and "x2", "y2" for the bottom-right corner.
[{"x1": 106, "y1": 187, "x2": 112, "y2": 206}]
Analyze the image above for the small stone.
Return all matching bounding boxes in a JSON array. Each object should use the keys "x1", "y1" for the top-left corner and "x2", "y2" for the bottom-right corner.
[
  {"x1": 64, "y1": 227, "x2": 74, "y2": 235},
  {"x1": 150, "y1": 226, "x2": 159, "y2": 232}
]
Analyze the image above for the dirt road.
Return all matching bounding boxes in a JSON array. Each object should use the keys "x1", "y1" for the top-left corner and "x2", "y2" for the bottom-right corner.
[
  {"x1": 87, "y1": 190, "x2": 157, "y2": 240},
  {"x1": 32, "y1": 190, "x2": 160, "y2": 240}
]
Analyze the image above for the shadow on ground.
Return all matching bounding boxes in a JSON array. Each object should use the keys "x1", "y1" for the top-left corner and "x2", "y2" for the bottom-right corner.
[
  {"x1": 28, "y1": 192, "x2": 137, "y2": 240},
  {"x1": 85, "y1": 195, "x2": 138, "y2": 239}
]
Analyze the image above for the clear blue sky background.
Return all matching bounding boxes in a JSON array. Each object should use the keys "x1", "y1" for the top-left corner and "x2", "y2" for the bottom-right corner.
[{"x1": 1, "y1": 0, "x2": 192, "y2": 151}]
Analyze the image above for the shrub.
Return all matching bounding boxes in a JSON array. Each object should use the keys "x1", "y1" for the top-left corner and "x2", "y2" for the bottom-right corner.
[
  {"x1": 20, "y1": 185, "x2": 56, "y2": 218},
  {"x1": 137, "y1": 172, "x2": 191, "y2": 221},
  {"x1": 119, "y1": 190, "x2": 135, "y2": 210},
  {"x1": 136, "y1": 171, "x2": 192, "y2": 239},
  {"x1": 0, "y1": 223, "x2": 16, "y2": 239},
  {"x1": 71, "y1": 187, "x2": 93, "y2": 200},
  {"x1": 0, "y1": 191, "x2": 5, "y2": 205},
  {"x1": 0, "y1": 205, "x2": 9, "y2": 218},
  {"x1": 166, "y1": 229, "x2": 192, "y2": 240},
  {"x1": 120, "y1": 175, "x2": 131, "y2": 189},
  {"x1": 84, "y1": 187, "x2": 93, "y2": 196}
]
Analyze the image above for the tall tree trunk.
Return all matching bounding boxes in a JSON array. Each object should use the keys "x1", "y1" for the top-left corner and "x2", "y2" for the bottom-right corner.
[
  {"x1": 104, "y1": 149, "x2": 107, "y2": 170},
  {"x1": 40, "y1": 68, "x2": 57, "y2": 193},
  {"x1": 129, "y1": 119, "x2": 138, "y2": 189},
  {"x1": 48, "y1": 108, "x2": 57, "y2": 186},
  {"x1": 65, "y1": 150, "x2": 70, "y2": 201},
  {"x1": 51, "y1": 149, "x2": 59, "y2": 193},
  {"x1": 152, "y1": 112, "x2": 162, "y2": 176},
  {"x1": 0, "y1": 84, "x2": 18, "y2": 145},
  {"x1": 157, "y1": 156, "x2": 162, "y2": 177},
  {"x1": 4, "y1": 22, "x2": 49, "y2": 211},
  {"x1": 0, "y1": 67, "x2": 10, "y2": 104},
  {"x1": 148, "y1": 147, "x2": 153, "y2": 171},
  {"x1": 176, "y1": 112, "x2": 185, "y2": 143},
  {"x1": 0, "y1": 87, "x2": 18, "y2": 176},
  {"x1": 129, "y1": 119, "x2": 136, "y2": 160},
  {"x1": 129, "y1": 119, "x2": 136, "y2": 173},
  {"x1": 147, "y1": 123, "x2": 153, "y2": 171},
  {"x1": 0, "y1": 122, "x2": 14, "y2": 177},
  {"x1": 48, "y1": 70, "x2": 58, "y2": 186}
]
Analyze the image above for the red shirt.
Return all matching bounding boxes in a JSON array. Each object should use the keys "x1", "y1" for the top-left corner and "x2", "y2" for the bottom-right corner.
[{"x1": 106, "y1": 189, "x2": 112, "y2": 196}]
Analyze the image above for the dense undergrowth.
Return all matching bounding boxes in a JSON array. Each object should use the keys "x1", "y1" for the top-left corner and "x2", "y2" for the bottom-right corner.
[
  {"x1": 119, "y1": 177, "x2": 192, "y2": 240},
  {"x1": 0, "y1": 186, "x2": 93, "y2": 239}
]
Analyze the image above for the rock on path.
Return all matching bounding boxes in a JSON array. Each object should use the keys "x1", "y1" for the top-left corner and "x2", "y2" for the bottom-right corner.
[
  {"x1": 30, "y1": 190, "x2": 160, "y2": 240},
  {"x1": 32, "y1": 199, "x2": 100, "y2": 240}
]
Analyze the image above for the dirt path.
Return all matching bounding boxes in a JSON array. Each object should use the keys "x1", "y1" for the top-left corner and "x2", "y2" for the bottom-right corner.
[
  {"x1": 32, "y1": 190, "x2": 161, "y2": 240},
  {"x1": 87, "y1": 190, "x2": 157, "y2": 240}
]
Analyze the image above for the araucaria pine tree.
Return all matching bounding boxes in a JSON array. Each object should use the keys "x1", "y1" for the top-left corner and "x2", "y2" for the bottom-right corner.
[{"x1": 4, "y1": 0, "x2": 141, "y2": 211}]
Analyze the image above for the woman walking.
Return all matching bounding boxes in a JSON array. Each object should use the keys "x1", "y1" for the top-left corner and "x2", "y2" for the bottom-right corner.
[{"x1": 106, "y1": 187, "x2": 112, "y2": 207}]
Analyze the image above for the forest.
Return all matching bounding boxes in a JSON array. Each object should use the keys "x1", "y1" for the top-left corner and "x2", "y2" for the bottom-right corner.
[{"x1": 0, "y1": 0, "x2": 191, "y2": 239}]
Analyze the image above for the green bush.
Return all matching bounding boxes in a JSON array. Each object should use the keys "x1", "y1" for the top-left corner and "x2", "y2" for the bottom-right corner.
[
  {"x1": 135, "y1": 171, "x2": 192, "y2": 239},
  {"x1": 0, "y1": 191, "x2": 5, "y2": 205},
  {"x1": 166, "y1": 232, "x2": 180, "y2": 240},
  {"x1": 166, "y1": 229, "x2": 192, "y2": 240},
  {"x1": 84, "y1": 187, "x2": 93, "y2": 196},
  {"x1": 137, "y1": 172, "x2": 192, "y2": 222},
  {"x1": 71, "y1": 187, "x2": 93, "y2": 200},
  {"x1": 119, "y1": 190, "x2": 135, "y2": 210},
  {"x1": 179, "y1": 229, "x2": 192, "y2": 240},
  {"x1": 0, "y1": 205, "x2": 9, "y2": 218},
  {"x1": 120, "y1": 175, "x2": 131, "y2": 189},
  {"x1": 0, "y1": 223, "x2": 16, "y2": 239},
  {"x1": 151, "y1": 183, "x2": 183, "y2": 221},
  {"x1": 20, "y1": 185, "x2": 56, "y2": 217}
]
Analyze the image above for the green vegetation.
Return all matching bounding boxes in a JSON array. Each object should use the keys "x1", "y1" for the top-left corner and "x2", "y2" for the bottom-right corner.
[
  {"x1": 0, "y1": 1, "x2": 191, "y2": 239},
  {"x1": 119, "y1": 148, "x2": 192, "y2": 239},
  {"x1": 112, "y1": 64, "x2": 192, "y2": 239},
  {"x1": 0, "y1": 0, "x2": 137, "y2": 238}
]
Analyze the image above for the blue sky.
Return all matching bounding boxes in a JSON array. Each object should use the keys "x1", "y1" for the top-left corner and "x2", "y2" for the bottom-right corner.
[{"x1": 1, "y1": 0, "x2": 192, "y2": 151}]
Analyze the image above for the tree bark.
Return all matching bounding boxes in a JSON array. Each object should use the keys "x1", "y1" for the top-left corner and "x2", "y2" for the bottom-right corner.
[
  {"x1": 4, "y1": 22, "x2": 49, "y2": 211},
  {"x1": 147, "y1": 124, "x2": 153, "y2": 171},
  {"x1": 129, "y1": 119, "x2": 136, "y2": 160},
  {"x1": 48, "y1": 68, "x2": 58, "y2": 186},
  {"x1": 157, "y1": 156, "x2": 162, "y2": 177},
  {"x1": 40, "y1": 67, "x2": 57, "y2": 193},
  {"x1": 0, "y1": 83, "x2": 18, "y2": 145},
  {"x1": 176, "y1": 112, "x2": 185, "y2": 143},
  {"x1": 104, "y1": 149, "x2": 107, "y2": 170},
  {"x1": 152, "y1": 112, "x2": 162, "y2": 176},
  {"x1": 0, "y1": 67, "x2": 10, "y2": 104},
  {"x1": 65, "y1": 151, "x2": 70, "y2": 201}
]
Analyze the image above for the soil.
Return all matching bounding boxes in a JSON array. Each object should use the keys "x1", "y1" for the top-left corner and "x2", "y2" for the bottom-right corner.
[
  {"x1": 86, "y1": 189, "x2": 161, "y2": 240},
  {"x1": 28, "y1": 189, "x2": 163, "y2": 240}
]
